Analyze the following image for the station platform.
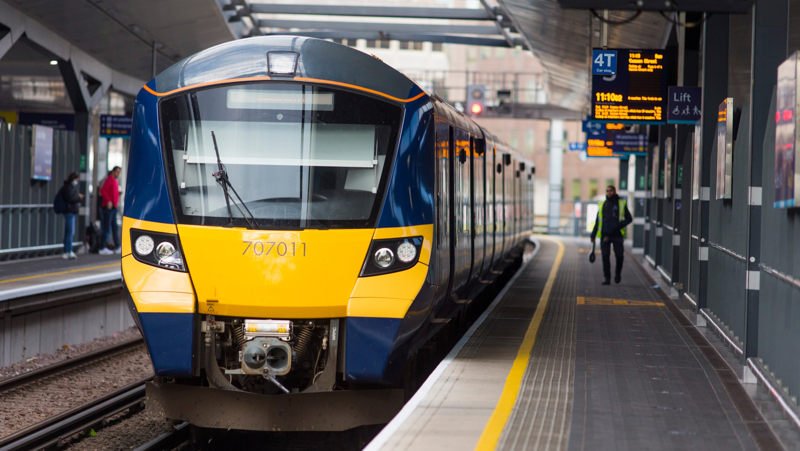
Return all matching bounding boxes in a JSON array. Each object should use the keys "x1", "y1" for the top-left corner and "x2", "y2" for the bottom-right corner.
[
  {"x1": 0, "y1": 254, "x2": 121, "y2": 302},
  {"x1": 365, "y1": 236, "x2": 783, "y2": 451}
]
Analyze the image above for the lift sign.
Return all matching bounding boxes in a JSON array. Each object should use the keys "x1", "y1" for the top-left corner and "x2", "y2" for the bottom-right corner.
[{"x1": 592, "y1": 50, "x2": 617, "y2": 75}]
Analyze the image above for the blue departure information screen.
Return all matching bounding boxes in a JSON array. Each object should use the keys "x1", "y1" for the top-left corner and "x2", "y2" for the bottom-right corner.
[{"x1": 591, "y1": 49, "x2": 667, "y2": 124}]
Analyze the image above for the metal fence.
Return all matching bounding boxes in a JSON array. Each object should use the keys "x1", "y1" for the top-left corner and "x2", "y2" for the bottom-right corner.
[{"x1": 0, "y1": 123, "x2": 84, "y2": 260}]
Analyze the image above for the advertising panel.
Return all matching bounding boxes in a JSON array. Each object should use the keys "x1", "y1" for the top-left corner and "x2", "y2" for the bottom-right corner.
[
  {"x1": 585, "y1": 203, "x2": 599, "y2": 234},
  {"x1": 692, "y1": 123, "x2": 702, "y2": 200},
  {"x1": 591, "y1": 49, "x2": 667, "y2": 124},
  {"x1": 716, "y1": 98, "x2": 733, "y2": 200},
  {"x1": 775, "y1": 53, "x2": 799, "y2": 208},
  {"x1": 31, "y1": 124, "x2": 54, "y2": 181},
  {"x1": 651, "y1": 144, "x2": 660, "y2": 198},
  {"x1": 664, "y1": 137, "x2": 673, "y2": 199}
]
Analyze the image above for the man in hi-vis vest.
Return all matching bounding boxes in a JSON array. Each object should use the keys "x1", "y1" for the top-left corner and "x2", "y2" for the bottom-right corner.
[{"x1": 591, "y1": 185, "x2": 633, "y2": 285}]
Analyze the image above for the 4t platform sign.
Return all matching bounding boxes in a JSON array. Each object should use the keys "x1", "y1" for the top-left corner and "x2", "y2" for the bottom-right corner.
[
  {"x1": 591, "y1": 49, "x2": 667, "y2": 124},
  {"x1": 592, "y1": 50, "x2": 617, "y2": 75}
]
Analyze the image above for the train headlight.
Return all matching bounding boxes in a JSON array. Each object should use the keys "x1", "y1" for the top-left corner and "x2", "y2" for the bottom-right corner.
[
  {"x1": 129, "y1": 229, "x2": 186, "y2": 272},
  {"x1": 396, "y1": 242, "x2": 417, "y2": 263},
  {"x1": 156, "y1": 242, "x2": 176, "y2": 259},
  {"x1": 134, "y1": 235, "x2": 154, "y2": 256},
  {"x1": 361, "y1": 236, "x2": 423, "y2": 276},
  {"x1": 374, "y1": 248, "x2": 395, "y2": 268}
]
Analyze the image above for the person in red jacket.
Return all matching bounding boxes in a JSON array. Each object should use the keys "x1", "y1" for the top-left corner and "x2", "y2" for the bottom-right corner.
[{"x1": 99, "y1": 166, "x2": 122, "y2": 255}]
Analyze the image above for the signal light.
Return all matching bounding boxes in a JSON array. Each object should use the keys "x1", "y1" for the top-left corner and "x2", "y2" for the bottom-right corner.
[{"x1": 466, "y1": 84, "x2": 485, "y2": 117}]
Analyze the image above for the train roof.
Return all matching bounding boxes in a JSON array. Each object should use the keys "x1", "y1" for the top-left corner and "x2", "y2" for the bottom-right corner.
[{"x1": 151, "y1": 36, "x2": 422, "y2": 102}]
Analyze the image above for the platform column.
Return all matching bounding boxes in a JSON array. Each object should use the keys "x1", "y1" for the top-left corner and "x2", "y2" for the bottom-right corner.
[
  {"x1": 548, "y1": 119, "x2": 564, "y2": 234},
  {"x1": 631, "y1": 156, "x2": 647, "y2": 253},
  {"x1": 694, "y1": 13, "x2": 729, "y2": 314},
  {"x1": 743, "y1": 0, "x2": 788, "y2": 363}
]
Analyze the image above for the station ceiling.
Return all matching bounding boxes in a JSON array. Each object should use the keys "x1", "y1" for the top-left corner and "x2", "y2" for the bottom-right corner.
[
  {"x1": 496, "y1": 0, "x2": 670, "y2": 111},
  {"x1": 2, "y1": 0, "x2": 235, "y2": 83},
  {"x1": 2, "y1": 0, "x2": 671, "y2": 113}
]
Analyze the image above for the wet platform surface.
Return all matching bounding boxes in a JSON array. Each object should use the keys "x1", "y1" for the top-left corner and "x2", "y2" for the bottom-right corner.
[{"x1": 367, "y1": 236, "x2": 782, "y2": 451}]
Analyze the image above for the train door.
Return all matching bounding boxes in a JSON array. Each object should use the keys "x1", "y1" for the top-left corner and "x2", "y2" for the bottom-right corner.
[
  {"x1": 472, "y1": 138, "x2": 486, "y2": 282},
  {"x1": 433, "y1": 118, "x2": 451, "y2": 307},
  {"x1": 515, "y1": 161, "x2": 522, "y2": 245},
  {"x1": 486, "y1": 145, "x2": 496, "y2": 275},
  {"x1": 448, "y1": 127, "x2": 457, "y2": 297},
  {"x1": 511, "y1": 158, "x2": 518, "y2": 247},
  {"x1": 452, "y1": 128, "x2": 471, "y2": 294},
  {"x1": 467, "y1": 136, "x2": 476, "y2": 285},
  {"x1": 495, "y1": 150, "x2": 506, "y2": 265}
]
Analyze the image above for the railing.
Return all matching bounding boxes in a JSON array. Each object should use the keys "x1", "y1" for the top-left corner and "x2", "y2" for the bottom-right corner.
[
  {"x1": 0, "y1": 204, "x2": 82, "y2": 258},
  {"x1": 0, "y1": 123, "x2": 84, "y2": 260}
]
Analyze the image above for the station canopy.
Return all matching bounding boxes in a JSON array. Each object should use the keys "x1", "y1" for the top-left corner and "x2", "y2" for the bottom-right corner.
[
  {"x1": 495, "y1": 0, "x2": 670, "y2": 111},
  {"x1": 2, "y1": 0, "x2": 671, "y2": 112}
]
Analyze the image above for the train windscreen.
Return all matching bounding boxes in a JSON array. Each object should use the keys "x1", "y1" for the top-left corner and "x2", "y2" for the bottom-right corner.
[{"x1": 159, "y1": 83, "x2": 403, "y2": 229}]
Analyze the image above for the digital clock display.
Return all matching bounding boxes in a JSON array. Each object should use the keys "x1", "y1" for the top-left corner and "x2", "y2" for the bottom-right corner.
[{"x1": 591, "y1": 49, "x2": 668, "y2": 124}]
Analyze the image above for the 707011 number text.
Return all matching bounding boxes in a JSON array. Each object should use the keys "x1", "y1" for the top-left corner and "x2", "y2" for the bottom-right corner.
[{"x1": 242, "y1": 241, "x2": 306, "y2": 257}]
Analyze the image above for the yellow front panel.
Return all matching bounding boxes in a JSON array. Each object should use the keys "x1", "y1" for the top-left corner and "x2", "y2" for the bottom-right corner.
[
  {"x1": 131, "y1": 291, "x2": 195, "y2": 313},
  {"x1": 348, "y1": 297, "x2": 414, "y2": 318},
  {"x1": 121, "y1": 255, "x2": 195, "y2": 313},
  {"x1": 349, "y1": 262, "x2": 428, "y2": 302},
  {"x1": 177, "y1": 225, "x2": 374, "y2": 318}
]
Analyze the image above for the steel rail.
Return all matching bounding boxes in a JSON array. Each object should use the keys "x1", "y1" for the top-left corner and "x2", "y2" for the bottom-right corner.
[
  {"x1": 0, "y1": 337, "x2": 145, "y2": 393},
  {"x1": 0, "y1": 376, "x2": 151, "y2": 451},
  {"x1": 132, "y1": 422, "x2": 190, "y2": 451}
]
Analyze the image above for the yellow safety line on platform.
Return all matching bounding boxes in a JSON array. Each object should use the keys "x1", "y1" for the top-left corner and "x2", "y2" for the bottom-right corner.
[
  {"x1": 0, "y1": 263, "x2": 119, "y2": 285},
  {"x1": 474, "y1": 236, "x2": 565, "y2": 451},
  {"x1": 577, "y1": 297, "x2": 663, "y2": 306}
]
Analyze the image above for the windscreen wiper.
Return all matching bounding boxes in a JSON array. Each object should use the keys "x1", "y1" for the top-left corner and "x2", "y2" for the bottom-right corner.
[{"x1": 210, "y1": 131, "x2": 260, "y2": 229}]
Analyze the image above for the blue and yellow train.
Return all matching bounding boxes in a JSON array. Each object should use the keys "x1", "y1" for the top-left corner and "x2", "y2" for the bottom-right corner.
[{"x1": 122, "y1": 36, "x2": 536, "y2": 431}]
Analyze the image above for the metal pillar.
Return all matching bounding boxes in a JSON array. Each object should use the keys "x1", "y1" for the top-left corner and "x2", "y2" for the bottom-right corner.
[
  {"x1": 548, "y1": 119, "x2": 564, "y2": 234},
  {"x1": 695, "y1": 13, "x2": 729, "y2": 311},
  {"x1": 632, "y1": 156, "x2": 647, "y2": 252},
  {"x1": 743, "y1": 0, "x2": 788, "y2": 360},
  {"x1": 618, "y1": 158, "x2": 629, "y2": 192}
]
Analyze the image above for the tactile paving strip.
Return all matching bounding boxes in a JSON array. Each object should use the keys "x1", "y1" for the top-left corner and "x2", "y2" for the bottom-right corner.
[{"x1": 497, "y1": 237, "x2": 578, "y2": 451}]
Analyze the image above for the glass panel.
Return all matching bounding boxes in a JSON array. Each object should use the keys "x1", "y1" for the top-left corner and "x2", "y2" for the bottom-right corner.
[
  {"x1": 589, "y1": 179, "x2": 599, "y2": 198},
  {"x1": 160, "y1": 83, "x2": 402, "y2": 229}
]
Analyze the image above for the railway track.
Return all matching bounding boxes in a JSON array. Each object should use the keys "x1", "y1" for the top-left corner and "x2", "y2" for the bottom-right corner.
[
  {"x1": 0, "y1": 337, "x2": 144, "y2": 394},
  {"x1": 0, "y1": 376, "x2": 150, "y2": 451},
  {"x1": 132, "y1": 422, "x2": 190, "y2": 451},
  {"x1": 0, "y1": 337, "x2": 159, "y2": 450}
]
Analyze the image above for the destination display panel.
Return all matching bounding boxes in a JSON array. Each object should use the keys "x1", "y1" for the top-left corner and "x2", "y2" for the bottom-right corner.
[
  {"x1": 584, "y1": 120, "x2": 647, "y2": 158},
  {"x1": 591, "y1": 49, "x2": 667, "y2": 124}
]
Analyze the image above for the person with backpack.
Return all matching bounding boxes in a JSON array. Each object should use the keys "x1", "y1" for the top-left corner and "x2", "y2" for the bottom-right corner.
[
  {"x1": 57, "y1": 172, "x2": 84, "y2": 259},
  {"x1": 99, "y1": 166, "x2": 122, "y2": 255}
]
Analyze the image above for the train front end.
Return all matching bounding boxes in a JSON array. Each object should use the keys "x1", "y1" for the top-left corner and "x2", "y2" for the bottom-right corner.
[{"x1": 122, "y1": 37, "x2": 435, "y2": 431}]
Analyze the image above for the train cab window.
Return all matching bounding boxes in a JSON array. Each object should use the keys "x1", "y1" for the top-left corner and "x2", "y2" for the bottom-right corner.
[{"x1": 159, "y1": 83, "x2": 403, "y2": 229}]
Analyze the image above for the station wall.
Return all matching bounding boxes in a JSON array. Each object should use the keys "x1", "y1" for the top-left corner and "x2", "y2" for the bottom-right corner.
[
  {"x1": 643, "y1": 2, "x2": 800, "y2": 404},
  {"x1": 0, "y1": 124, "x2": 84, "y2": 259},
  {"x1": 0, "y1": 290, "x2": 135, "y2": 366}
]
